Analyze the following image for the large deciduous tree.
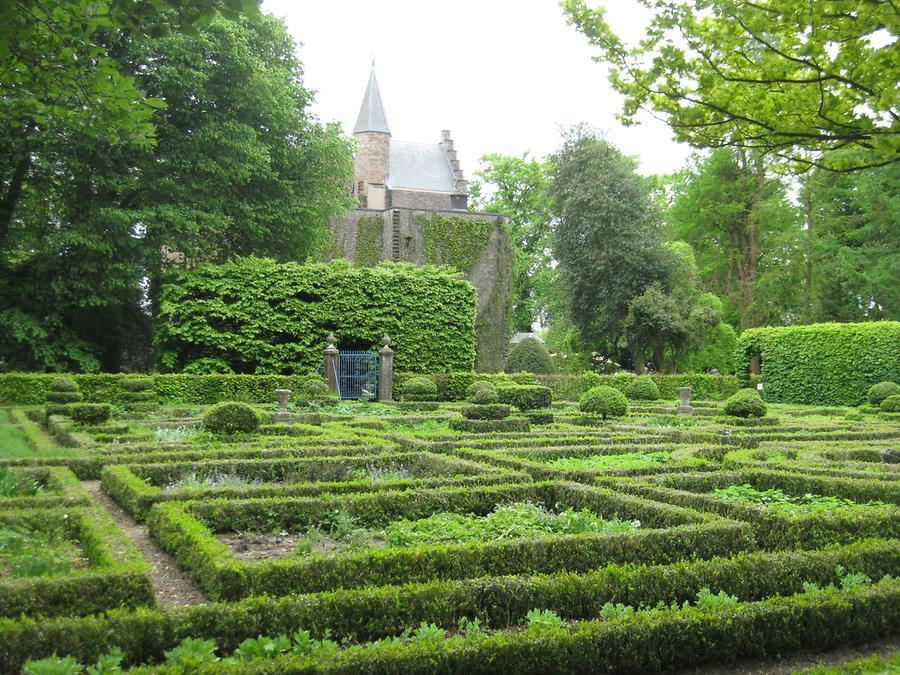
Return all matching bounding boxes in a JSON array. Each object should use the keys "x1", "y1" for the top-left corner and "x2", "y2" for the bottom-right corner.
[
  {"x1": 470, "y1": 153, "x2": 557, "y2": 330},
  {"x1": 667, "y1": 149, "x2": 802, "y2": 329},
  {"x1": 0, "y1": 12, "x2": 353, "y2": 372},
  {"x1": 563, "y1": 0, "x2": 899, "y2": 171},
  {"x1": 550, "y1": 128, "x2": 673, "y2": 367}
]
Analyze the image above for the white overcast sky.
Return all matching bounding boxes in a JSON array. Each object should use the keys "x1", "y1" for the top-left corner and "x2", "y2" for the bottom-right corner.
[{"x1": 261, "y1": 0, "x2": 694, "y2": 179}]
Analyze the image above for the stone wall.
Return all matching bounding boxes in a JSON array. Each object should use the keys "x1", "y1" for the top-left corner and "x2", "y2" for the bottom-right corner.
[
  {"x1": 329, "y1": 208, "x2": 512, "y2": 371},
  {"x1": 353, "y1": 131, "x2": 390, "y2": 197}
]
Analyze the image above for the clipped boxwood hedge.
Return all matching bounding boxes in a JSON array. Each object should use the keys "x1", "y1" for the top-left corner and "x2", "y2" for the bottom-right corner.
[
  {"x1": 0, "y1": 540, "x2": 895, "y2": 672},
  {"x1": 146, "y1": 481, "x2": 746, "y2": 600},
  {"x1": 737, "y1": 322, "x2": 900, "y2": 405},
  {"x1": 0, "y1": 507, "x2": 154, "y2": 619},
  {"x1": 535, "y1": 372, "x2": 740, "y2": 402}
]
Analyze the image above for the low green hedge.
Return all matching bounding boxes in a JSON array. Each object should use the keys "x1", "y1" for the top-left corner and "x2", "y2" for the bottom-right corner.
[
  {"x1": 605, "y1": 469, "x2": 900, "y2": 549},
  {"x1": 102, "y1": 453, "x2": 529, "y2": 520},
  {"x1": 394, "y1": 372, "x2": 536, "y2": 402},
  {"x1": 448, "y1": 418, "x2": 530, "y2": 433},
  {"x1": 0, "y1": 467, "x2": 90, "y2": 509},
  {"x1": 461, "y1": 404, "x2": 511, "y2": 420},
  {"x1": 534, "y1": 373, "x2": 740, "y2": 402},
  {"x1": 146, "y1": 481, "x2": 748, "y2": 600},
  {"x1": 496, "y1": 385, "x2": 552, "y2": 411},
  {"x1": 4, "y1": 563, "x2": 896, "y2": 673},
  {"x1": 0, "y1": 374, "x2": 325, "y2": 405},
  {"x1": 0, "y1": 507, "x2": 154, "y2": 619}
]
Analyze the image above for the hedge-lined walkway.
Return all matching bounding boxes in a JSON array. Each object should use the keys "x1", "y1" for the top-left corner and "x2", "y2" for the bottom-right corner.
[{"x1": 83, "y1": 481, "x2": 206, "y2": 607}]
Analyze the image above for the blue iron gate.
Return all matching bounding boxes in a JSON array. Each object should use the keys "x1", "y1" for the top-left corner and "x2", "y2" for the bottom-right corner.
[{"x1": 336, "y1": 350, "x2": 379, "y2": 400}]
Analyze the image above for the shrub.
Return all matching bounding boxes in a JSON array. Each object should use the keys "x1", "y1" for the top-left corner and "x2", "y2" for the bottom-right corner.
[
  {"x1": 119, "y1": 378, "x2": 153, "y2": 392},
  {"x1": 297, "y1": 379, "x2": 336, "y2": 404},
  {"x1": 183, "y1": 358, "x2": 235, "y2": 375},
  {"x1": 868, "y1": 381, "x2": 900, "y2": 406},
  {"x1": 737, "y1": 322, "x2": 900, "y2": 405},
  {"x1": 465, "y1": 381, "x2": 495, "y2": 401},
  {"x1": 723, "y1": 389, "x2": 767, "y2": 418},
  {"x1": 402, "y1": 377, "x2": 438, "y2": 402},
  {"x1": 497, "y1": 385, "x2": 552, "y2": 411},
  {"x1": 201, "y1": 403, "x2": 259, "y2": 435},
  {"x1": 67, "y1": 404, "x2": 111, "y2": 426},
  {"x1": 461, "y1": 404, "x2": 511, "y2": 420},
  {"x1": 625, "y1": 376, "x2": 661, "y2": 401},
  {"x1": 880, "y1": 395, "x2": 900, "y2": 413},
  {"x1": 524, "y1": 409, "x2": 554, "y2": 425},
  {"x1": 579, "y1": 386, "x2": 628, "y2": 419},
  {"x1": 505, "y1": 338, "x2": 554, "y2": 374},
  {"x1": 50, "y1": 377, "x2": 78, "y2": 393},
  {"x1": 156, "y1": 258, "x2": 477, "y2": 374},
  {"x1": 471, "y1": 387, "x2": 499, "y2": 405},
  {"x1": 448, "y1": 418, "x2": 531, "y2": 433}
]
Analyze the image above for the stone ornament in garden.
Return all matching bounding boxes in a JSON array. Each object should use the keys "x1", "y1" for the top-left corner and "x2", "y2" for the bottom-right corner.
[
  {"x1": 273, "y1": 389, "x2": 293, "y2": 423},
  {"x1": 677, "y1": 387, "x2": 693, "y2": 415}
]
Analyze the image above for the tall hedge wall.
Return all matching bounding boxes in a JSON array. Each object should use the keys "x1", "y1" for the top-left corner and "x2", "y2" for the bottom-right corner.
[
  {"x1": 737, "y1": 322, "x2": 900, "y2": 405},
  {"x1": 155, "y1": 258, "x2": 477, "y2": 374}
]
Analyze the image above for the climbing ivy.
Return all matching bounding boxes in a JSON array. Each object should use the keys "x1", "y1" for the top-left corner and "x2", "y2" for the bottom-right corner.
[
  {"x1": 155, "y1": 258, "x2": 477, "y2": 374},
  {"x1": 736, "y1": 322, "x2": 900, "y2": 405},
  {"x1": 355, "y1": 217, "x2": 384, "y2": 267},
  {"x1": 421, "y1": 214, "x2": 494, "y2": 273}
]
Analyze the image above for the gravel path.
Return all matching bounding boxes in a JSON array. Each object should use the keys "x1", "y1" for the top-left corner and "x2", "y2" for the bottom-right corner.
[{"x1": 83, "y1": 480, "x2": 207, "y2": 607}]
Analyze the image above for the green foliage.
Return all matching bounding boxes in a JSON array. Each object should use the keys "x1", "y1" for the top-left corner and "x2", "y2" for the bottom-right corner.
[
  {"x1": 22, "y1": 654, "x2": 84, "y2": 675},
  {"x1": 723, "y1": 389, "x2": 767, "y2": 418},
  {"x1": 525, "y1": 608, "x2": 566, "y2": 630},
  {"x1": 67, "y1": 404, "x2": 111, "y2": 426},
  {"x1": 800, "y1": 159, "x2": 900, "y2": 323},
  {"x1": 695, "y1": 587, "x2": 739, "y2": 610},
  {"x1": 563, "y1": 0, "x2": 899, "y2": 170},
  {"x1": 713, "y1": 484, "x2": 888, "y2": 514},
  {"x1": 0, "y1": 467, "x2": 43, "y2": 498},
  {"x1": 50, "y1": 378, "x2": 78, "y2": 393},
  {"x1": 551, "y1": 128, "x2": 671, "y2": 362},
  {"x1": 665, "y1": 150, "x2": 802, "y2": 329},
  {"x1": 676, "y1": 322, "x2": 737, "y2": 374},
  {"x1": 461, "y1": 404, "x2": 511, "y2": 421},
  {"x1": 163, "y1": 637, "x2": 219, "y2": 669},
  {"x1": 0, "y1": 10, "x2": 351, "y2": 373},
  {"x1": 470, "y1": 386, "x2": 499, "y2": 405},
  {"x1": 354, "y1": 217, "x2": 384, "y2": 267},
  {"x1": 156, "y1": 258, "x2": 477, "y2": 374},
  {"x1": 496, "y1": 385, "x2": 552, "y2": 411},
  {"x1": 201, "y1": 403, "x2": 259, "y2": 435},
  {"x1": 625, "y1": 376, "x2": 661, "y2": 401},
  {"x1": 505, "y1": 338, "x2": 554, "y2": 374},
  {"x1": 183, "y1": 359, "x2": 235, "y2": 375},
  {"x1": 523, "y1": 409, "x2": 554, "y2": 425},
  {"x1": 471, "y1": 153, "x2": 556, "y2": 330},
  {"x1": 549, "y1": 452, "x2": 672, "y2": 473},
  {"x1": 880, "y1": 395, "x2": 900, "y2": 413},
  {"x1": 867, "y1": 382, "x2": 900, "y2": 406},
  {"x1": 579, "y1": 386, "x2": 628, "y2": 419},
  {"x1": 402, "y1": 377, "x2": 439, "y2": 402},
  {"x1": 448, "y1": 418, "x2": 531, "y2": 434},
  {"x1": 737, "y1": 322, "x2": 900, "y2": 405},
  {"x1": 421, "y1": 214, "x2": 494, "y2": 274}
]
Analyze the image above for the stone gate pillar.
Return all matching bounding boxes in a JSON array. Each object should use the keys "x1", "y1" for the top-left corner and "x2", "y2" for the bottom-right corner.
[
  {"x1": 378, "y1": 335, "x2": 394, "y2": 402},
  {"x1": 324, "y1": 333, "x2": 339, "y2": 396}
]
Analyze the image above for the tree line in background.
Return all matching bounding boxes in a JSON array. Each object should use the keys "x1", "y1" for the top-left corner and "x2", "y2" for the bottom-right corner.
[
  {"x1": 1, "y1": 0, "x2": 896, "y2": 375},
  {"x1": 475, "y1": 0, "x2": 898, "y2": 375}
]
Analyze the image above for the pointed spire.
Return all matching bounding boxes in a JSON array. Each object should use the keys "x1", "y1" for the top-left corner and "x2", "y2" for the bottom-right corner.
[{"x1": 353, "y1": 68, "x2": 390, "y2": 135}]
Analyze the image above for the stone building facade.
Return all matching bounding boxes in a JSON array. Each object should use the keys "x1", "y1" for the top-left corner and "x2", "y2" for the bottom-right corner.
[{"x1": 328, "y1": 69, "x2": 512, "y2": 372}]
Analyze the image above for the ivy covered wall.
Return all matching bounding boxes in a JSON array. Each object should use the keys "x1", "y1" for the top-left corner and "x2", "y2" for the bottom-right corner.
[
  {"x1": 155, "y1": 258, "x2": 477, "y2": 374},
  {"x1": 328, "y1": 209, "x2": 513, "y2": 372}
]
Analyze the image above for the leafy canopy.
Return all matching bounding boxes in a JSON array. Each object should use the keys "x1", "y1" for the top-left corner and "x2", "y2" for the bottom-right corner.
[{"x1": 563, "y1": 0, "x2": 900, "y2": 171}]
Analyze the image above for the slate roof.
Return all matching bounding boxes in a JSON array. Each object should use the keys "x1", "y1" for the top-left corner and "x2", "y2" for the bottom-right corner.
[
  {"x1": 353, "y1": 69, "x2": 390, "y2": 134},
  {"x1": 388, "y1": 141, "x2": 457, "y2": 193}
]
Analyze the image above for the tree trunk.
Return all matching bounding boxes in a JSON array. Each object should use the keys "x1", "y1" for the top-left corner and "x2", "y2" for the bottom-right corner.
[{"x1": 0, "y1": 152, "x2": 32, "y2": 249}]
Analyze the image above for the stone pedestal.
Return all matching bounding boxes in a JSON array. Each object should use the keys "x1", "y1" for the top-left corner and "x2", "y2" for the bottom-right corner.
[
  {"x1": 324, "y1": 333, "x2": 339, "y2": 397},
  {"x1": 273, "y1": 388, "x2": 293, "y2": 423},
  {"x1": 378, "y1": 335, "x2": 394, "y2": 402},
  {"x1": 677, "y1": 386, "x2": 694, "y2": 415}
]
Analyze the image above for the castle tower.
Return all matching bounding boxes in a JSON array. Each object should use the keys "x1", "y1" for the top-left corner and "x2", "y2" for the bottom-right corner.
[{"x1": 353, "y1": 68, "x2": 390, "y2": 209}]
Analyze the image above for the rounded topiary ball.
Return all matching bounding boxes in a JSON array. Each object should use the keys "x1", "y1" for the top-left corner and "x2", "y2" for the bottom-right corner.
[
  {"x1": 579, "y1": 385, "x2": 628, "y2": 419},
  {"x1": 50, "y1": 377, "x2": 78, "y2": 392},
  {"x1": 504, "y1": 337, "x2": 554, "y2": 375},
  {"x1": 472, "y1": 387, "x2": 499, "y2": 405},
  {"x1": 723, "y1": 389, "x2": 767, "y2": 418},
  {"x1": 402, "y1": 377, "x2": 438, "y2": 402},
  {"x1": 881, "y1": 395, "x2": 900, "y2": 413},
  {"x1": 625, "y1": 375, "x2": 661, "y2": 401},
  {"x1": 868, "y1": 381, "x2": 900, "y2": 406},
  {"x1": 202, "y1": 402, "x2": 259, "y2": 434},
  {"x1": 465, "y1": 380, "x2": 495, "y2": 401}
]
